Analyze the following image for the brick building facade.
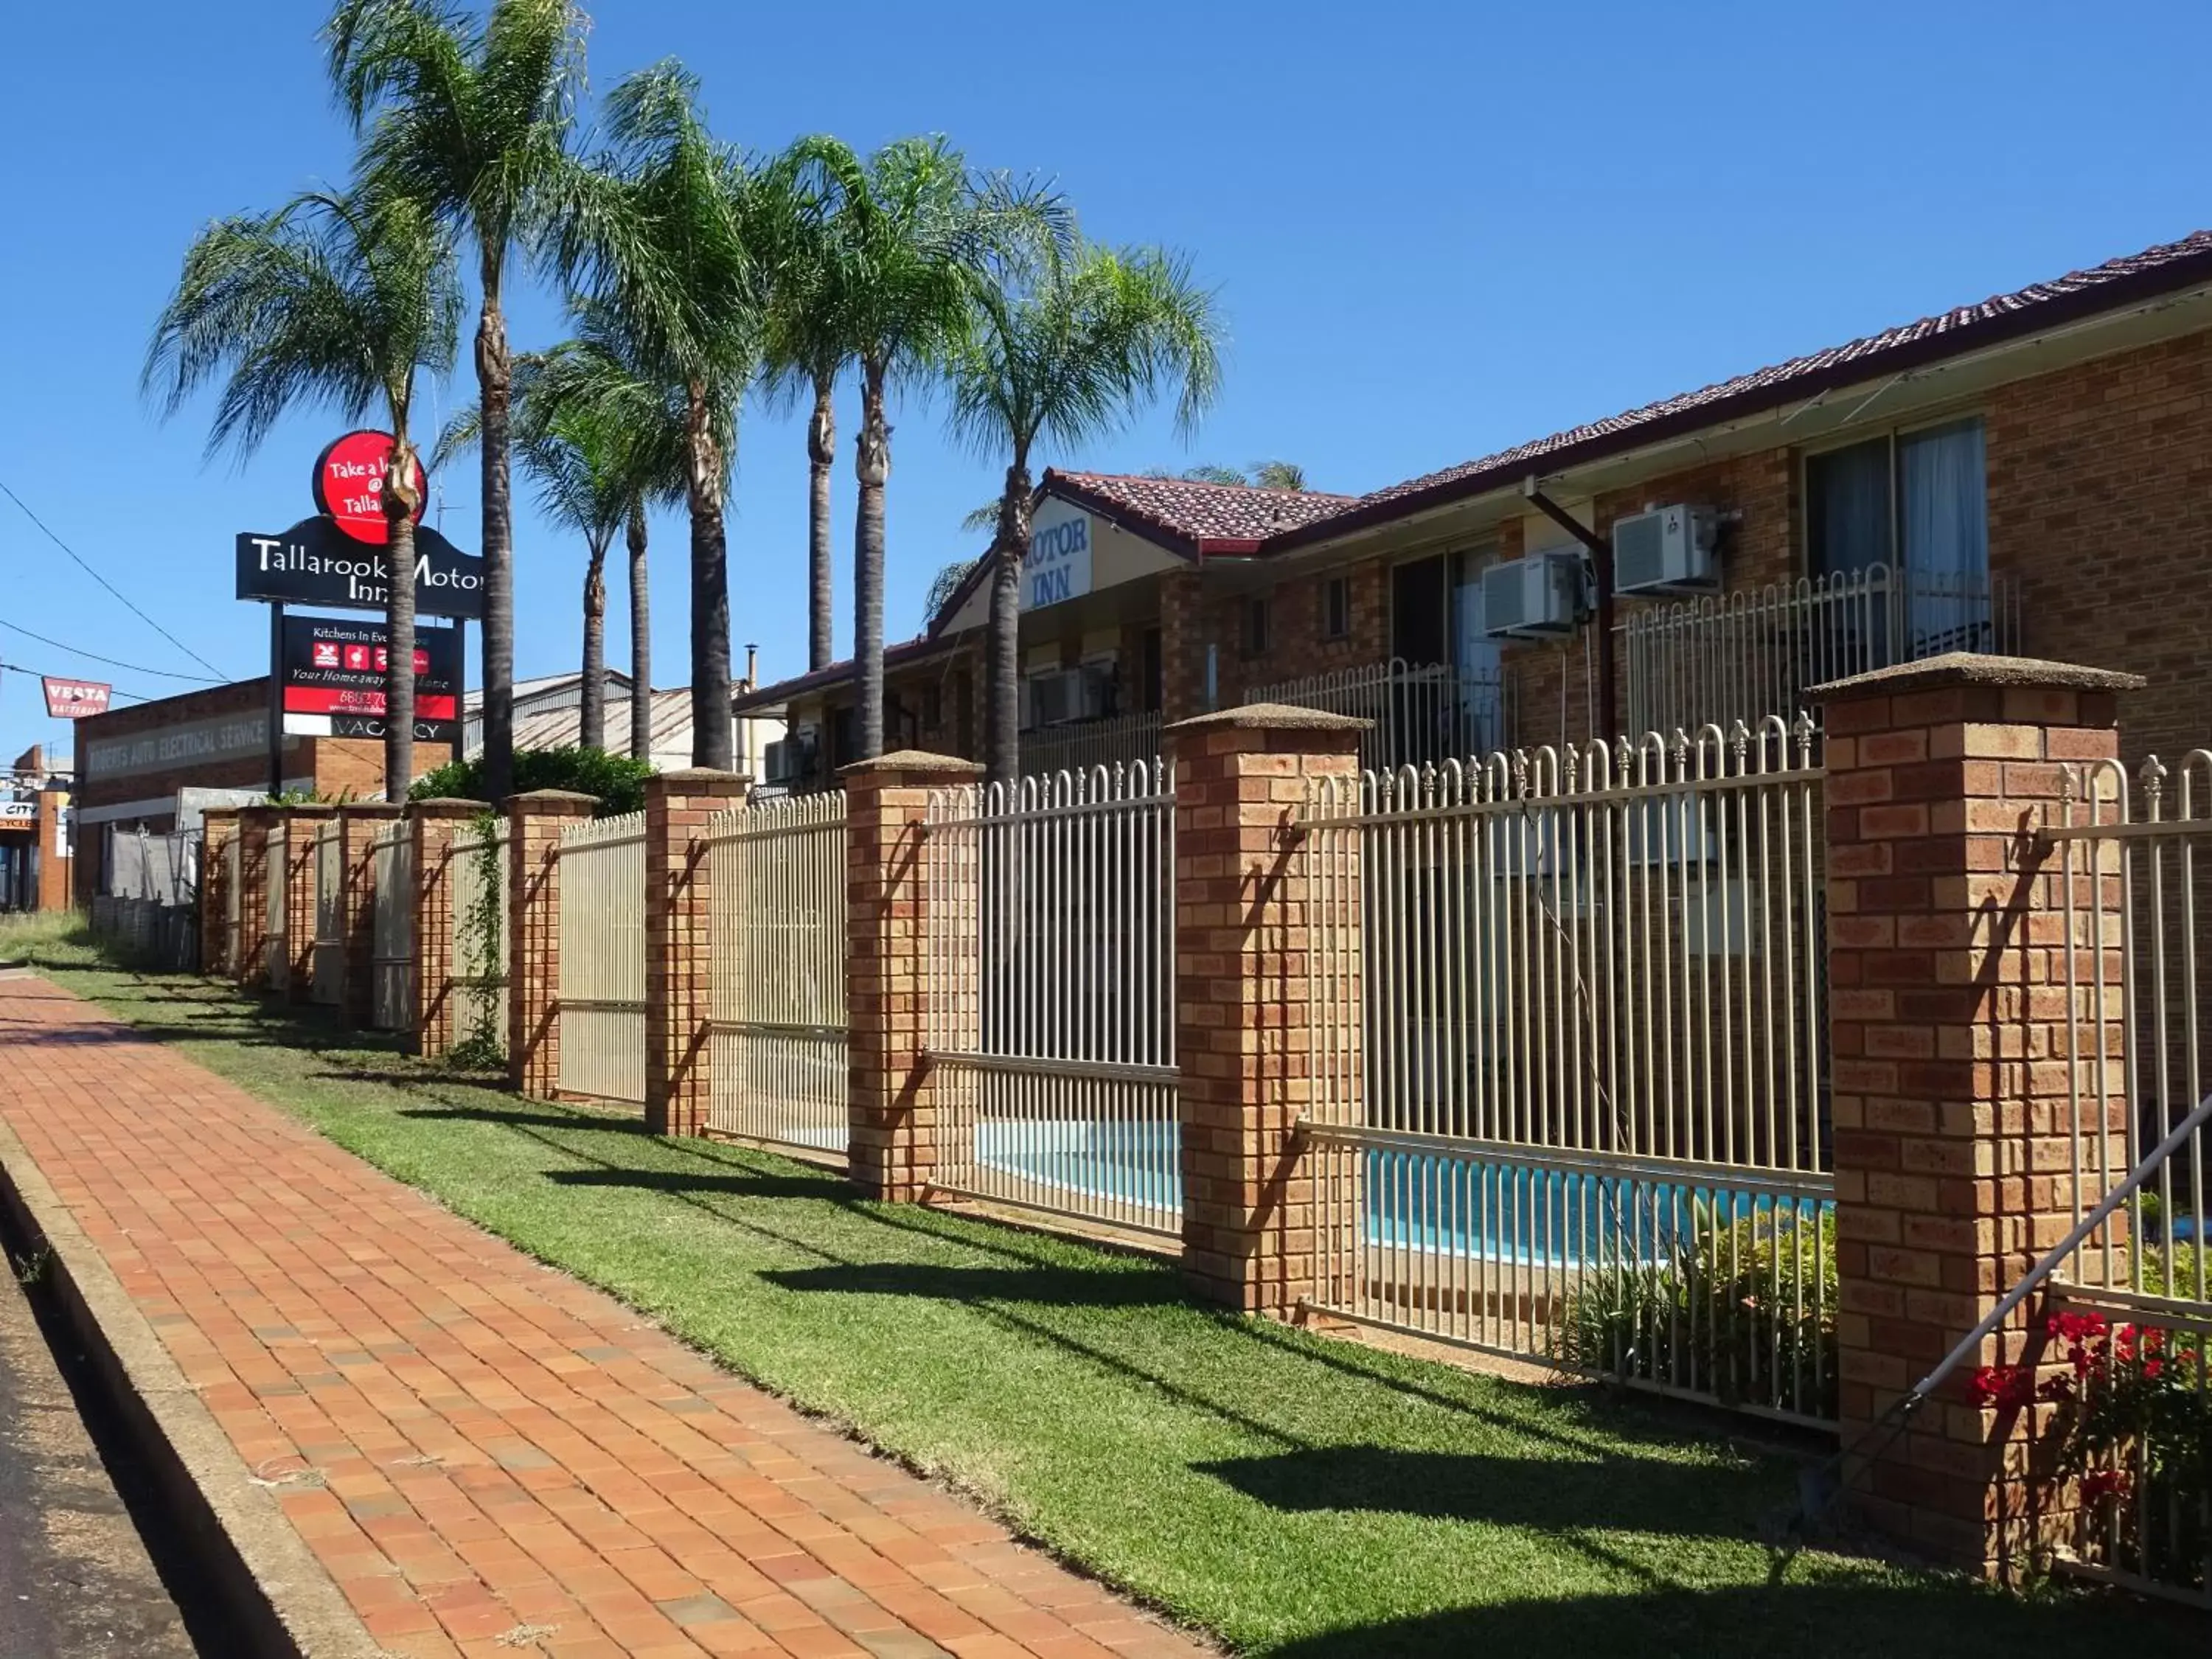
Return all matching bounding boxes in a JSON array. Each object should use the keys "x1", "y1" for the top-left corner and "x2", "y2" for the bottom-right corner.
[
  {"x1": 740, "y1": 229, "x2": 2212, "y2": 782},
  {"x1": 72, "y1": 676, "x2": 453, "y2": 904}
]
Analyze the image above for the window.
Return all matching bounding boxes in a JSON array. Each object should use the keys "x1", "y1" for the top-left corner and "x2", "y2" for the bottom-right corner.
[
  {"x1": 1805, "y1": 417, "x2": 1989, "y2": 650},
  {"x1": 1241, "y1": 597, "x2": 1270, "y2": 658},
  {"x1": 1321, "y1": 575, "x2": 1351, "y2": 641},
  {"x1": 1140, "y1": 628, "x2": 1163, "y2": 713},
  {"x1": 921, "y1": 684, "x2": 943, "y2": 730}
]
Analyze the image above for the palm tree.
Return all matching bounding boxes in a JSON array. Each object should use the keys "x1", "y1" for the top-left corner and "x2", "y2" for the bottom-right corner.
[
  {"x1": 327, "y1": 0, "x2": 587, "y2": 804},
  {"x1": 791, "y1": 136, "x2": 1063, "y2": 760},
  {"x1": 947, "y1": 242, "x2": 1223, "y2": 784},
  {"x1": 1143, "y1": 461, "x2": 1307, "y2": 490},
  {"x1": 757, "y1": 146, "x2": 850, "y2": 674},
  {"x1": 437, "y1": 316, "x2": 684, "y2": 752},
  {"x1": 146, "y1": 187, "x2": 460, "y2": 793},
  {"x1": 556, "y1": 64, "x2": 759, "y2": 770}
]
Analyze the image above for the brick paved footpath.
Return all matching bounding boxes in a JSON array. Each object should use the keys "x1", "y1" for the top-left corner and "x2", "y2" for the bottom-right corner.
[{"x1": 0, "y1": 978, "x2": 1205, "y2": 1659}]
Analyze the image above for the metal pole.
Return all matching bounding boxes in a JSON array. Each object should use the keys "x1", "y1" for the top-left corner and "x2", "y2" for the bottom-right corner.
[{"x1": 268, "y1": 602, "x2": 285, "y2": 799}]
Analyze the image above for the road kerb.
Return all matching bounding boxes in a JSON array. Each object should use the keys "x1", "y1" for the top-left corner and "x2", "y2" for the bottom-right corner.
[{"x1": 0, "y1": 1107, "x2": 386, "y2": 1659}]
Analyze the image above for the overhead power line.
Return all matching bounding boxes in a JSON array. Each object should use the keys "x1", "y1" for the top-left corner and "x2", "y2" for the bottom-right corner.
[
  {"x1": 0, "y1": 476, "x2": 229, "y2": 678},
  {"x1": 0, "y1": 662, "x2": 153, "y2": 707},
  {"x1": 0, "y1": 617, "x2": 225, "y2": 686}
]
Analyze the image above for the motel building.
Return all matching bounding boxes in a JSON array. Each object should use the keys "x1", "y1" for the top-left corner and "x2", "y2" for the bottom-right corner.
[{"x1": 737, "y1": 227, "x2": 2212, "y2": 785}]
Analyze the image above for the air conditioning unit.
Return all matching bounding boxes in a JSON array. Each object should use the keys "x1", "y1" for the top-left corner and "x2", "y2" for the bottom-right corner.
[
  {"x1": 763, "y1": 728, "x2": 817, "y2": 785},
  {"x1": 1025, "y1": 665, "x2": 1113, "y2": 728},
  {"x1": 1481, "y1": 551, "x2": 1588, "y2": 639},
  {"x1": 1612, "y1": 504, "x2": 1719, "y2": 595}
]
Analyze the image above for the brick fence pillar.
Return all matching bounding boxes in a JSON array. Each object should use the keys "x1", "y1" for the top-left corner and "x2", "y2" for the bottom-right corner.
[
  {"x1": 408, "y1": 799, "x2": 492, "y2": 1057},
  {"x1": 200, "y1": 808, "x2": 240, "y2": 976},
  {"x1": 1166, "y1": 703, "x2": 1366, "y2": 1317},
  {"x1": 282, "y1": 805, "x2": 335, "y2": 1004},
  {"x1": 844, "y1": 751, "x2": 982, "y2": 1201},
  {"x1": 338, "y1": 803, "x2": 405, "y2": 1028},
  {"x1": 645, "y1": 771, "x2": 751, "y2": 1138},
  {"x1": 235, "y1": 805, "x2": 279, "y2": 989},
  {"x1": 508, "y1": 791, "x2": 599, "y2": 1097},
  {"x1": 1813, "y1": 653, "x2": 2144, "y2": 1576}
]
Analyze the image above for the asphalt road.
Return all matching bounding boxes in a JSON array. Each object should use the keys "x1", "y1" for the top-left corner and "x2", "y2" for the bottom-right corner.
[{"x1": 0, "y1": 1253, "x2": 198, "y2": 1658}]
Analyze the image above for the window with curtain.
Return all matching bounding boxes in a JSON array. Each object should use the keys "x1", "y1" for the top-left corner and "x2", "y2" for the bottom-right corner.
[{"x1": 1804, "y1": 416, "x2": 1989, "y2": 658}]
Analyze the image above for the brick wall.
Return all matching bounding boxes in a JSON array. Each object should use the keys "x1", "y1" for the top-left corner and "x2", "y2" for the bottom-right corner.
[{"x1": 1986, "y1": 328, "x2": 2212, "y2": 765}]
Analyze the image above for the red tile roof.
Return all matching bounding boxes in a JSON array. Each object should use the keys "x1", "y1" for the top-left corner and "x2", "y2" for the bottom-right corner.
[
  {"x1": 1048, "y1": 470, "x2": 1356, "y2": 550},
  {"x1": 1274, "y1": 228, "x2": 2212, "y2": 550}
]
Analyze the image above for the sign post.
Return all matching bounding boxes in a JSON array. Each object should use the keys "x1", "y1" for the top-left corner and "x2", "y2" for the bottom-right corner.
[{"x1": 236, "y1": 431, "x2": 482, "y2": 801}]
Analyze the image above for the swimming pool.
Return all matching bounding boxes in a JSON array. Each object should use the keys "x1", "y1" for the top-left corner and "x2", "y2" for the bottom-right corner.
[{"x1": 970, "y1": 1119, "x2": 1829, "y2": 1266}]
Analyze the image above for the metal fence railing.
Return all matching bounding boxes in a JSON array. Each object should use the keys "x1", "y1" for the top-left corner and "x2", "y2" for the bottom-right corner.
[
  {"x1": 557, "y1": 813, "x2": 646, "y2": 1105},
  {"x1": 1620, "y1": 561, "x2": 2020, "y2": 737},
  {"x1": 370, "y1": 821, "x2": 415, "y2": 1032},
  {"x1": 2041, "y1": 751, "x2": 2212, "y2": 1607},
  {"x1": 1248, "y1": 658, "x2": 1512, "y2": 776},
  {"x1": 1298, "y1": 715, "x2": 1836, "y2": 1425},
  {"x1": 225, "y1": 832, "x2": 242, "y2": 974},
  {"x1": 448, "y1": 821, "x2": 509, "y2": 1055},
  {"x1": 924, "y1": 762, "x2": 1179, "y2": 1237},
  {"x1": 264, "y1": 821, "x2": 289, "y2": 994},
  {"x1": 706, "y1": 791, "x2": 848, "y2": 1158},
  {"x1": 310, "y1": 820, "x2": 343, "y2": 1006},
  {"x1": 1019, "y1": 712, "x2": 1164, "y2": 780}
]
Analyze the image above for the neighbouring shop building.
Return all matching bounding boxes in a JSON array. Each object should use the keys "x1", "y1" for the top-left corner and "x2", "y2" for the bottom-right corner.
[
  {"x1": 739, "y1": 226, "x2": 2212, "y2": 782},
  {"x1": 70, "y1": 677, "x2": 454, "y2": 905}
]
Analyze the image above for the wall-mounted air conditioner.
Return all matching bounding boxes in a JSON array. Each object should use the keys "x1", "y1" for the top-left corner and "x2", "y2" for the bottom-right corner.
[
  {"x1": 1026, "y1": 664, "x2": 1113, "y2": 728},
  {"x1": 764, "y1": 728, "x2": 817, "y2": 785},
  {"x1": 1481, "y1": 551, "x2": 1588, "y2": 639},
  {"x1": 1612, "y1": 504, "x2": 1719, "y2": 595}
]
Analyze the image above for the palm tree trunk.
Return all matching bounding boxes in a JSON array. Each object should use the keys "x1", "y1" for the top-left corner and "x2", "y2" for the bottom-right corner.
[
  {"x1": 985, "y1": 456, "x2": 1032, "y2": 788},
  {"x1": 477, "y1": 268, "x2": 515, "y2": 803},
  {"x1": 687, "y1": 383, "x2": 734, "y2": 771},
  {"x1": 627, "y1": 501, "x2": 652, "y2": 763},
  {"x1": 853, "y1": 358, "x2": 889, "y2": 760},
  {"x1": 382, "y1": 436, "x2": 421, "y2": 796},
  {"x1": 807, "y1": 372, "x2": 835, "y2": 672},
  {"x1": 580, "y1": 536, "x2": 609, "y2": 751}
]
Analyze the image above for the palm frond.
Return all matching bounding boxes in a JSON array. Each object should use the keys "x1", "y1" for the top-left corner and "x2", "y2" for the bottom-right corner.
[{"x1": 145, "y1": 185, "x2": 460, "y2": 462}]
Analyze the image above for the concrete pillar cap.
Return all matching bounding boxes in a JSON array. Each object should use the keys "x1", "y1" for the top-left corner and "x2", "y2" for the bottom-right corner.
[{"x1": 1808, "y1": 653, "x2": 2146, "y2": 701}]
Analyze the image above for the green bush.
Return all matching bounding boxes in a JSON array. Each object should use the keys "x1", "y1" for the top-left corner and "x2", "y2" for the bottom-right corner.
[
  {"x1": 1554, "y1": 1202, "x2": 1838, "y2": 1419},
  {"x1": 409, "y1": 746, "x2": 653, "y2": 818}
]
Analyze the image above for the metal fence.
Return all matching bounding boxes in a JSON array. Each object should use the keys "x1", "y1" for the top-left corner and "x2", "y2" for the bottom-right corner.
[
  {"x1": 1249, "y1": 658, "x2": 1512, "y2": 776},
  {"x1": 448, "y1": 821, "x2": 509, "y2": 1054},
  {"x1": 557, "y1": 812, "x2": 646, "y2": 1105},
  {"x1": 88, "y1": 827, "x2": 201, "y2": 971},
  {"x1": 224, "y1": 832, "x2": 242, "y2": 975},
  {"x1": 1621, "y1": 562, "x2": 2020, "y2": 736},
  {"x1": 706, "y1": 792, "x2": 848, "y2": 1157},
  {"x1": 310, "y1": 820, "x2": 343, "y2": 1006},
  {"x1": 1299, "y1": 716, "x2": 1836, "y2": 1425},
  {"x1": 1020, "y1": 712, "x2": 1164, "y2": 780},
  {"x1": 263, "y1": 821, "x2": 288, "y2": 994},
  {"x1": 924, "y1": 762, "x2": 1179, "y2": 1237},
  {"x1": 370, "y1": 821, "x2": 415, "y2": 1032},
  {"x1": 2042, "y1": 751, "x2": 2212, "y2": 1606}
]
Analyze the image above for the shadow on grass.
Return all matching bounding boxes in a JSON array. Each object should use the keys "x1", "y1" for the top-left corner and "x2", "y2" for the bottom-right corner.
[
  {"x1": 397, "y1": 1102, "x2": 646, "y2": 1134},
  {"x1": 762, "y1": 1260, "x2": 1180, "y2": 1308},
  {"x1": 1194, "y1": 1444, "x2": 1774, "y2": 1535},
  {"x1": 1265, "y1": 1579, "x2": 2142, "y2": 1658},
  {"x1": 552, "y1": 1166, "x2": 844, "y2": 1203}
]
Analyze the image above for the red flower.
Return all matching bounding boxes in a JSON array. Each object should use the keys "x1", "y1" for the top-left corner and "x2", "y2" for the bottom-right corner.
[
  {"x1": 1969, "y1": 1364, "x2": 2036, "y2": 1411},
  {"x1": 2079, "y1": 1468, "x2": 2131, "y2": 1504},
  {"x1": 2143, "y1": 1357, "x2": 2164, "y2": 1380}
]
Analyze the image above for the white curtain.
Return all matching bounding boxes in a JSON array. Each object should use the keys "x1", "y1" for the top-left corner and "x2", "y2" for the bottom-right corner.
[{"x1": 1899, "y1": 419, "x2": 1989, "y2": 649}]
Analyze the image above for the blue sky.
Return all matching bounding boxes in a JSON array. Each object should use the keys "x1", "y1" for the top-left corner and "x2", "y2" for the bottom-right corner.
[{"x1": 1, "y1": 1, "x2": 2206, "y2": 768}]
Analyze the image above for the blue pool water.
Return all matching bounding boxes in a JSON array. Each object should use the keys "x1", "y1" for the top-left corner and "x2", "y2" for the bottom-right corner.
[{"x1": 973, "y1": 1121, "x2": 1829, "y2": 1265}]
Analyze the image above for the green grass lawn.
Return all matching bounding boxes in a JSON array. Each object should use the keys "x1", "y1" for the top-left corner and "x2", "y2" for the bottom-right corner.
[{"x1": 6, "y1": 919, "x2": 2192, "y2": 1657}]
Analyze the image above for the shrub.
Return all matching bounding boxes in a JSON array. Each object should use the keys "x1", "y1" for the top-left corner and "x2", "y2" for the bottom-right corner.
[
  {"x1": 1553, "y1": 1201, "x2": 1838, "y2": 1419},
  {"x1": 409, "y1": 746, "x2": 653, "y2": 818}
]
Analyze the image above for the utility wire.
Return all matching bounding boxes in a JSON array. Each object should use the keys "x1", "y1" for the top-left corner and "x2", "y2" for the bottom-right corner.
[
  {"x1": 0, "y1": 663, "x2": 152, "y2": 707},
  {"x1": 0, "y1": 476, "x2": 229, "y2": 678},
  {"x1": 0, "y1": 617, "x2": 224, "y2": 685}
]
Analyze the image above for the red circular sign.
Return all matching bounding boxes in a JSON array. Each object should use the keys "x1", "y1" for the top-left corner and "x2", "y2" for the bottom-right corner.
[{"x1": 313, "y1": 430, "x2": 427, "y2": 546}]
